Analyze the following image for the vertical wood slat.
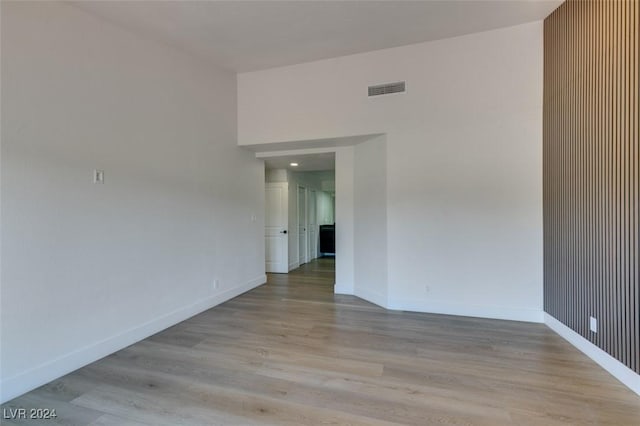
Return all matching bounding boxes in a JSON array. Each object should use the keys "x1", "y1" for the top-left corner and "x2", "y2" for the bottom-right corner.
[{"x1": 543, "y1": 0, "x2": 640, "y2": 374}]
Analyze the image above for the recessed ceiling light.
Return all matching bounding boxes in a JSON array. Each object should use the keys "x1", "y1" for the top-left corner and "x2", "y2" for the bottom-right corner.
[{"x1": 290, "y1": 162, "x2": 299, "y2": 167}]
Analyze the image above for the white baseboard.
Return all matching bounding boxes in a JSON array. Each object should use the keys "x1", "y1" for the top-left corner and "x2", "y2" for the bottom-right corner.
[
  {"x1": 0, "y1": 275, "x2": 266, "y2": 404},
  {"x1": 387, "y1": 298, "x2": 544, "y2": 323},
  {"x1": 354, "y1": 287, "x2": 387, "y2": 309},
  {"x1": 288, "y1": 261, "x2": 300, "y2": 271},
  {"x1": 544, "y1": 313, "x2": 640, "y2": 396}
]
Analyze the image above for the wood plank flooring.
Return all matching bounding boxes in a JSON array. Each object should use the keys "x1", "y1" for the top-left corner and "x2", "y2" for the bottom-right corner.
[{"x1": 2, "y1": 257, "x2": 639, "y2": 425}]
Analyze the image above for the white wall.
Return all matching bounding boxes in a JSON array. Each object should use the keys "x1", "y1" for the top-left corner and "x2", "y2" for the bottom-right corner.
[
  {"x1": 1, "y1": 2, "x2": 265, "y2": 403},
  {"x1": 334, "y1": 147, "x2": 355, "y2": 294},
  {"x1": 265, "y1": 168, "x2": 287, "y2": 183},
  {"x1": 353, "y1": 136, "x2": 387, "y2": 307},
  {"x1": 316, "y1": 192, "x2": 334, "y2": 225},
  {"x1": 239, "y1": 22, "x2": 544, "y2": 322}
]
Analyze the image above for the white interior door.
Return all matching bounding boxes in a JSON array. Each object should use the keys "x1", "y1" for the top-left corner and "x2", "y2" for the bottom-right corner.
[
  {"x1": 265, "y1": 182, "x2": 288, "y2": 273},
  {"x1": 298, "y1": 186, "x2": 307, "y2": 265},
  {"x1": 308, "y1": 190, "x2": 317, "y2": 260}
]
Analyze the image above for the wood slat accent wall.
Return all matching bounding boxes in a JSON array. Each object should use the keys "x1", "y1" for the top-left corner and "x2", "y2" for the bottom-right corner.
[{"x1": 544, "y1": 0, "x2": 639, "y2": 374}]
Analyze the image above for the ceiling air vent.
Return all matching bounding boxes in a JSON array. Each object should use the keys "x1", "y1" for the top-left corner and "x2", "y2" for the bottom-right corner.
[{"x1": 368, "y1": 81, "x2": 406, "y2": 97}]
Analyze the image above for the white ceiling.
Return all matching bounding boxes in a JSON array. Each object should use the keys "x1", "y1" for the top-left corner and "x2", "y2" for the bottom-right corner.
[
  {"x1": 72, "y1": 0, "x2": 562, "y2": 73},
  {"x1": 263, "y1": 152, "x2": 335, "y2": 171}
]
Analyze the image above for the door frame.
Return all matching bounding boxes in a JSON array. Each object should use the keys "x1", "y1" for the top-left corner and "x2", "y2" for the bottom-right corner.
[
  {"x1": 297, "y1": 185, "x2": 308, "y2": 265},
  {"x1": 308, "y1": 189, "x2": 317, "y2": 261}
]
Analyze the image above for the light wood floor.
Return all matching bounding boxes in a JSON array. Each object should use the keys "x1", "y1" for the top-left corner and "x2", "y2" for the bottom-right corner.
[{"x1": 2, "y1": 258, "x2": 639, "y2": 425}]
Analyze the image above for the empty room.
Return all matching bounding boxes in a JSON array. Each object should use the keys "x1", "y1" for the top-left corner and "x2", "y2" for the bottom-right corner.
[{"x1": 1, "y1": 0, "x2": 639, "y2": 424}]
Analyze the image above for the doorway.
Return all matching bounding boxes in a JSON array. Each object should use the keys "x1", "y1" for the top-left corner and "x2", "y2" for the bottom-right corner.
[{"x1": 262, "y1": 153, "x2": 335, "y2": 274}]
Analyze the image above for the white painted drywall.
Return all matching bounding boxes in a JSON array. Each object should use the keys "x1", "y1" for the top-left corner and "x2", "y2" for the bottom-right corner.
[
  {"x1": 1, "y1": 2, "x2": 265, "y2": 403},
  {"x1": 353, "y1": 136, "x2": 388, "y2": 307},
  {"x1": 334, "y1": 147, "x2": 355, "y2": 295},
  {"x1": 265, "y1": 168, "x2": 288, "y2": 183},
  {"x1": 239, "y1": 22, "x2": 544, "y2": 321},
  {"x1": 316, "y1": 192, "x2": 334, "y2": 225}
]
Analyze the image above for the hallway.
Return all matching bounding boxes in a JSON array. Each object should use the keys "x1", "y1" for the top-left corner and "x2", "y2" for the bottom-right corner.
[
  {"x1": 268, "y1": 256, "x2": 337, "y2": 299},
  {"x1": 2, "y1": 257, "x2": 639, "y2": 425}
]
